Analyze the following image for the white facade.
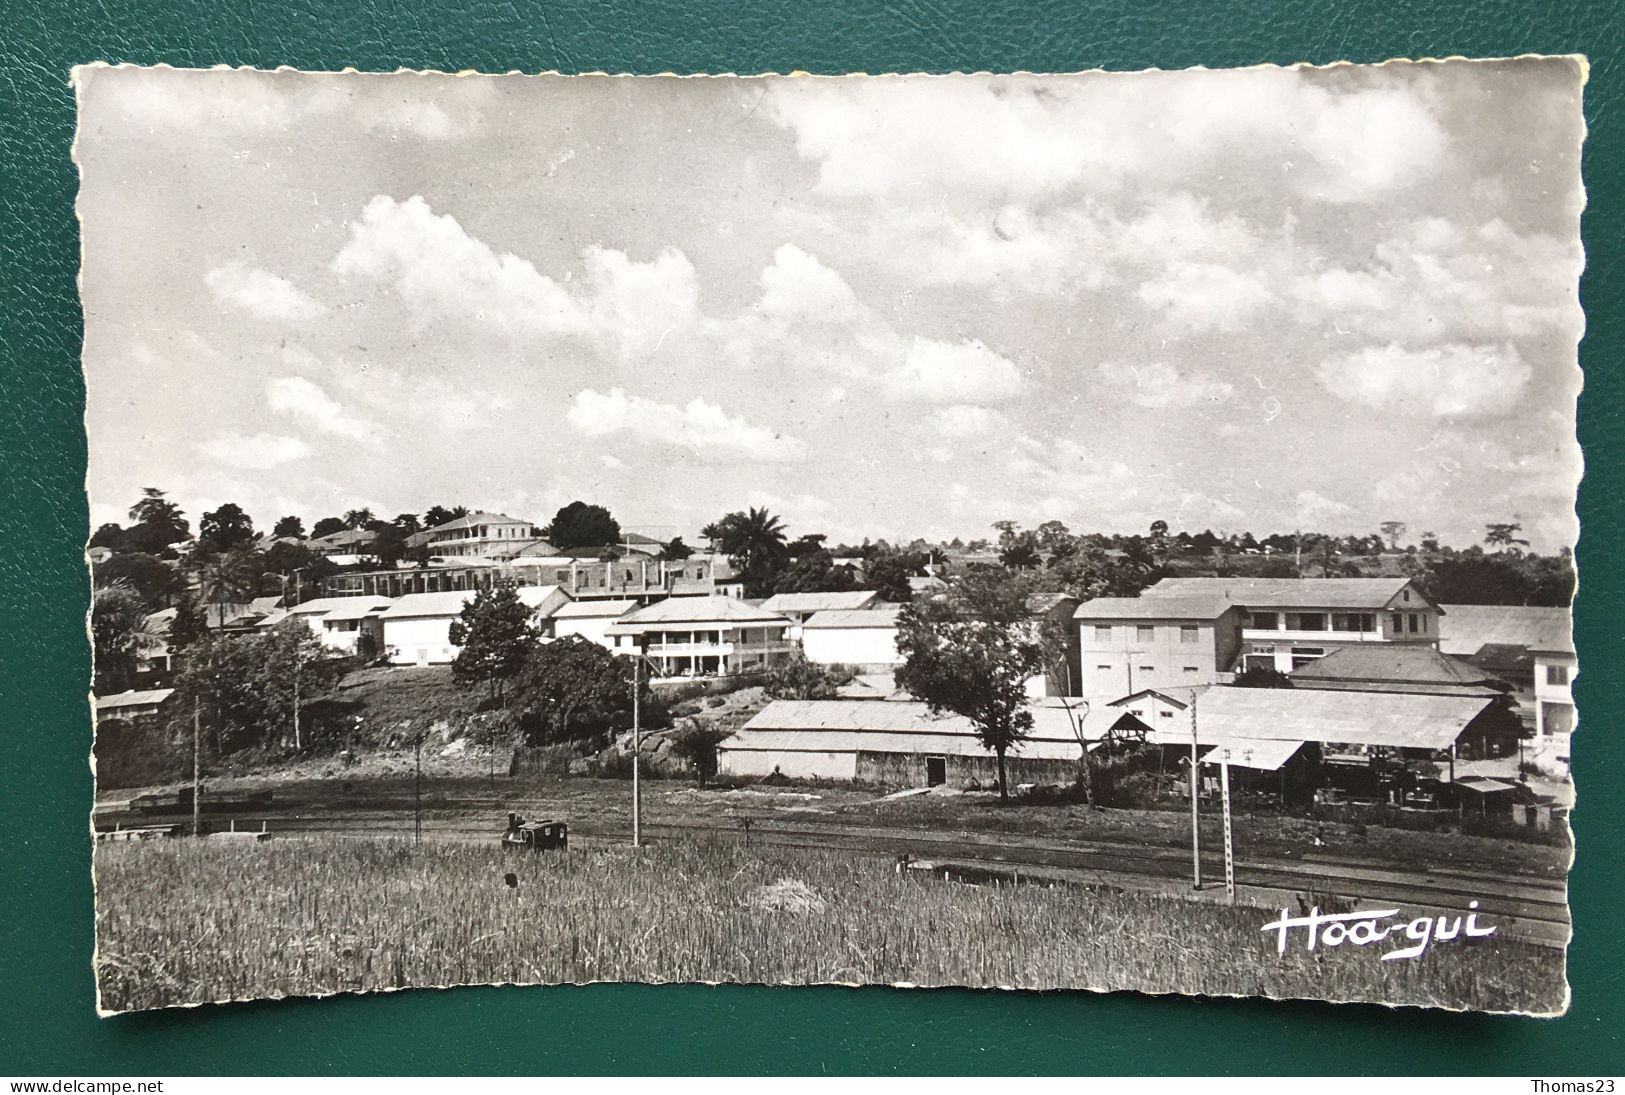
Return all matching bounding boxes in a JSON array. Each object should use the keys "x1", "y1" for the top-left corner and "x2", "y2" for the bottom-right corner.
[
  {"x1": 1534, "y1": 651, "x2": 1576, "y2": 738},
  {"x1": 800, "y1": 606, "x2": 903, "y2": 668},
  {"x1": 549, "y1": 599, "x2": 639, "y2": 649},
  {"x1": 381, "y1": 586, "x2": 571, "y2": 665},
  {"x1": 606, "y1": 596, "x2": 794, "y2": 677}
]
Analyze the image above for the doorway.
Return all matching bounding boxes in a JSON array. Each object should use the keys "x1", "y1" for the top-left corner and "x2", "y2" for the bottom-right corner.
[{"x1": 925, "y1": 755, "x2": 947, "y2": 787}]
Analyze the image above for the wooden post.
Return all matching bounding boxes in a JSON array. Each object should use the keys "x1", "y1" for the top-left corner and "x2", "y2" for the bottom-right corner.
[
  {"x1": 413, "y1": 730, "x2": 422, "y2": 846},
  {"x1": 632, "y1": 653, "x2": 642, "y2": 848}
]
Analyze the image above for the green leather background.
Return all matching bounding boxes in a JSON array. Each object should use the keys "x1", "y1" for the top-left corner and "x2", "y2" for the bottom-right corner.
[{"x1": 2, "y1": 0, "x2": 1620, "y2": 1075}]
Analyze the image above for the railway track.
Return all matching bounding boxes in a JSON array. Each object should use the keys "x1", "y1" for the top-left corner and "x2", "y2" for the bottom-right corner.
[{"x1": 96, "y1": 800, "x2": 1571, "y2": 948}]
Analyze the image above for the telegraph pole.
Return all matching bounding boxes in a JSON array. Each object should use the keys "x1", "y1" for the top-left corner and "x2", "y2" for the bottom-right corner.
[
  {"x1": 632, "y1": 652, "x2": 642, "y2": 848},
  {"x1": 413, "y1": 729, "x2": 423, "y2": 846},
  {"x1": 192, "y1": 697, "x2": 202, "y2": 838},
  {"x1": 1220, "y1": 757, "x2": 1236, "y2": 903},
  {"x1": 1189, "y1": 692, "x2": 1201, "y2": 889}
]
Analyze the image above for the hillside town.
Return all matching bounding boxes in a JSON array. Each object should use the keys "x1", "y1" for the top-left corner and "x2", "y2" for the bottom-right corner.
[{"x1": 90, "y1": 488, "x2": 1576, "y2": 834}]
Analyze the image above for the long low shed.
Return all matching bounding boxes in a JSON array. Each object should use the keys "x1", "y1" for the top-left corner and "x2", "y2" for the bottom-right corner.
[
  {"x1": 1145, "y1": 686, "x2": 1499, "y2": 771},
  {"x1": 720, "y1": 699, "x2": 1149, "y2": 785}
]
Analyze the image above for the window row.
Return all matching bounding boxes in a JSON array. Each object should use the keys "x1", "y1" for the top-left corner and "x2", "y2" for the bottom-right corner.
[{"x1": 1091, "y1": 623, "x2": 1202, "y2": 642}]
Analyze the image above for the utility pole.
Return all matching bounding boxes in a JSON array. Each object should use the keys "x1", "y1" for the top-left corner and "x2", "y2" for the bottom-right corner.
[
  {"x1": 192, "y1": 697, "x2": 202, "y2": 837},
  {"x1": 1220, "y1": 758, "x2": 1235, "y2": 903},
  {"x1": 632, "y1": 650, "x2": 642, "y2": 848},
  {"x1": 1189, "y1": 691, "x2": 1201, "y2": 890},
  {"x1": 414, "y1": 729, "x2": 423, "y2": 846},
  {"x1": 292, "y1": 638, "x2": 302, "y2": 752}
]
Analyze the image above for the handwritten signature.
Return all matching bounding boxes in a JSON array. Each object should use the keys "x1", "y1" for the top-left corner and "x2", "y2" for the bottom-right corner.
[{"x1": 1262, "y1": 901, "x2": 1497, "y2": 961}]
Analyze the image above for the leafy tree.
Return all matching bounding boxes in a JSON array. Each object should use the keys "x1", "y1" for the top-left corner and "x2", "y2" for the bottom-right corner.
[
  {"x1": 271, "y1": 515, "x2": 305, "y2": 539},
  {"x1": 90, "y1": 522, "x2": 127, "y2": 550},
  {"x1": 447, "y1": 581, "x2": 540, "y2": 702},
  {"x1": 510, "y1": 635, "x2": 641, "y2": 744},
  {"x1": 310, "y1": 516, "x2": 346, "y2": 538},
  {"x1": 1232, "y1": 666, "x2": 1294, "y2": 688},
  {"x1": 865, "y1": 546, "x2": 925, "y2": 602},
  {"x1": 93, "y1": 552, "x2": 183, "y2": 609},
  {"x1": 1379, "y1": 521, "x2": 1407, "y2": 551},
  {"x1": 1033, "y1": 520, "x2": 1074, "y2": 556},
  {"x1": 262, "y1": 542, "x2": 335, "y2": 602},
  {"x1": 168, "y1": 594, "x2": 208, "y2": 654},
  {"x1": 1149, "y1": 519, "x2": 1169, "y2": 538},
  {"x1": 548, "y1": 501, "x2": 622, "y2": 550},
  {"x1": 658, "y1": 536, "x2": 695, "y2": 561},
  {"x1": 1419, "y1": 531, "x2": 1441, "y2": 553},
  {"x1": 714, "y1": 507, "x2": 789, "y2": 596},
  {"x1": 668, "y1": 720, "x2": 731, "y2": 787},
  {"x1": 422, "y1": 504, "x2": 468, "y2": 530},
  {"x1": 124, "y1": 488, "x2": 190, "y2": 556},
  {"x1": 763, "y1": 650, "x2": 852, "y2": 699},
  {"x1": 168, "y1": 624, "x2": 337, "y2": 755},
  {"x1": 199, "y1": 502, "x2": 257, "y2": 553},
  {"x1": 895, "y1": 568, "x2": 1043, "y2": 801},
  {"x1": 1418, "y1": 550, "x2": 1574, "y2": 607},
  {"x1": 366, "y1": 522, "x2": 410, "y2": 567},
  {"x1": 786, "y1": 532, "x2": 829, "y2": 558},
  {"x1": 999, "y1": 530, "x2": 1043, "y2": 569},
  {"x1": 772, "y1": 550, "x2": 860, "y2": 595},
  {"x1": 92, "y1": 581, "x2": 159, "y2": 694},
  {"x1": 1485, "y1": 522, "x2": 1530, "y2": 553}
]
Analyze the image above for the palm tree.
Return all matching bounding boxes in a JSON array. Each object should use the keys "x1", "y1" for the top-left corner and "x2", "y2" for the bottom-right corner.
[
  {"x1": 197, "y1": 550, "x2": 260, "y2": 629},
  {"x1": 343, "y1": 508, "x2": 377, "y2": 530},
  {"x1": 699, "y1": 522, "x2": 721, "y2": 551},
  {"x1": 718, "y1": 507, "x2": 788, "y2": 583}
]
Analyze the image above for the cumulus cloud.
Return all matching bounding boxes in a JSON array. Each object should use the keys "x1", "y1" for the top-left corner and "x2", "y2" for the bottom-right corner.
[
  {"x1": 1097, "y1": 361, "x2": 1235, "y2": 408},
  {"x1": 1317, "y1": 343, "x2": 1532, "y2": 418},
  {"x1": 764, "y1": 70, "x2": 1446, "y2": 204},
  {"x1": 930, "y1": 404, "x2": 1007, "y2": 438},
  {"x1": 1291, "y1": 217, "x2": 1583, "y2": 344},
  {"x1": 88, "y1": 67, "x2": 488, "y2": 140},
  {"x1": 884, "y1": 337, "x2": 1030, "y2": 403},
  {"x1": 332, "y1": 195, "x2": 698, "y2": 357},
  {"x1": 754, "y1": 244, "x2": 862, "y2": 323},
  {"x1": 196, "y1": 432, "x2": 309, "y2": 470},
  {"x1": 205, "y1": 263, "x2": 327, "y2": 322},
  {"x1": 567, "y1": 388, "x2": 806, "y2": 463},
  {"x1": 1136, "y1": 262, "x2": 1275, "y2": 334},
  {"x1": 1294, "y1": 488, "x2": 1355, "y2": 529},
  {"x1": 266, "y1": 376, "x2": 377, "y2": 442}
]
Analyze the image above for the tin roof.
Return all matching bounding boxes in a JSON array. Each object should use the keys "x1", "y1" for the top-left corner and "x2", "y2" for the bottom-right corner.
[
  {"x1": 320, "y1": 596, "x2": 398, "y2": 621},
  {"x1": 1074, "y1": 593, "x2": 1239, "y2": 620},
  {"x1": 760, "y1": 590, "x2": 881, "y2": 614},
  {"x1": 552, "y1": 598, "x2": 639, "y2": 619},
  {"x1": 606, "y1": 596, "x2": 790, "y2": 632},
  {"x1": 803, "y1": 605, "x2": 903, "y2": 629},
  {"x1": 1289, "y1": 645, "x2": 1504, "y2": 688},
  {"x1": 1437, "y1": 603, "x2": 1573, "y2": 656},
  {"x1": 96, "y1": 688, "x2": 175, "y2": 712},
  {"x1": 742, "y1": 698, "x2": 1142, "y2": 745},
  {"x1": 1148, "y1": 686, "x2": 1495, "y2": 751},
  {"x1": 1200, "y1": 737, "x2": 1305, "y2": 772},
  {"x1": 1144, "y1": 576, "x2": 1424, "y2": 610}
]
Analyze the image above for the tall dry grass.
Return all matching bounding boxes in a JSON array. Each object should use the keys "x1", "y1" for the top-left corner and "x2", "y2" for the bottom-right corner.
[{"x1": 94, "y1": 836, "x2": 1564, "y2": 1014}]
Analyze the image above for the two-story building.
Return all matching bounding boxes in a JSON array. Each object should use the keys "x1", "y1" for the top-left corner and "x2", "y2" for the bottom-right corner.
[
  {"x1": 1438, "y1": 604, "x2": 1575, "y2": 740},
  {"x1": 1153, "y1": 577, "x2": 1441, "y2": 673},
  {"x1": 406, "y1": 511, "x2": 547, "y2": 560},
  {"x1": 1073, "y1": 589, "x2": 1248, "y2": 698},
  {"x1": 604, "y1": 596, "x2": 794, "y2": 677},
  {"x1": 1073, "y1": 577, "x2": 1443, "y2": 697},
  {"x1": 760, "y1": 590, "x2": 882, "y2": 639},
  {"x1": 379, "y1": 586, "x2": 572, "y2": 665}
]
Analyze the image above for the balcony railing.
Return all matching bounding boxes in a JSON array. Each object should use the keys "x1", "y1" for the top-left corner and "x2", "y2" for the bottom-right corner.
[{"x1": 1240, "y1": 627, "x2": 1388, "y2": 643}]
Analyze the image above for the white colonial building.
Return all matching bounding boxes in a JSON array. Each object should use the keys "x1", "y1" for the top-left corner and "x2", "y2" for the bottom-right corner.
[{"x1": 604, "y1": 596, "x2": 794, "y2": 677}]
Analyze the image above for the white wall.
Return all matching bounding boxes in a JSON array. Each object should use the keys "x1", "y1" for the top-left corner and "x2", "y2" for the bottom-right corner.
[
  {"x1": 384, "y1": 616, "x2": 459, "y2": 665},
  {"x1": 802, "y1": 626, "x2": 902, "y2": 667},
  {"x1": 553, "y1": 616, "x2": 619, "y2": 649},
  {"x1": 718, "y1": 748, "x2": 858, "y2": 781}
]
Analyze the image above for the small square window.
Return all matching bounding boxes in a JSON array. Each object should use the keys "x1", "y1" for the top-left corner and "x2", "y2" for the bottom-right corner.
[
  {"x1": 1137, "y1": 625, "x2": 1155, "y2": 641},
  {"x1": 1095, "y1": 624, "x2": 1112, "y2": 640}
]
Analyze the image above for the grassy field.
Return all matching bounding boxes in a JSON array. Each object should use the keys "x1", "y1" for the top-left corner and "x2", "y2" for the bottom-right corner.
[{"x1": 94, "y1": 836, "x2": 1565, "y2": 1015}]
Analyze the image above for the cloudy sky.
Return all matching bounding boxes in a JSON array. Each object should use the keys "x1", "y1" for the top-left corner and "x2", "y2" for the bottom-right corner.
[{"x1": 76, "y1": 60, "x2": 1584, "y2": 550}]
